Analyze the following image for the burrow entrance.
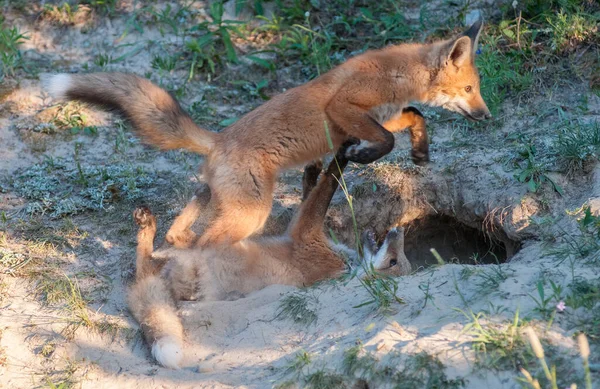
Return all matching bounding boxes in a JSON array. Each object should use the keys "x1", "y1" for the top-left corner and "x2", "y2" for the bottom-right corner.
[{"x1": 402, "y1": 214, "x2": 520, "y2": 269}]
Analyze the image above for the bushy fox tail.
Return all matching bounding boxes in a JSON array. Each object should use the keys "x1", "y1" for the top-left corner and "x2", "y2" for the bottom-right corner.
[
  {"x1": 128, "y1": 276, "x2": 184, "y2": 369},
  {"x1": 44, "y1": 72, "x2": 217, "y2": 155}
]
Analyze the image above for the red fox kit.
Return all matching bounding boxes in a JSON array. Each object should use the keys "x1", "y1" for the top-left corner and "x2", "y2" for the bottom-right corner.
[
  {"x1": 128, "y1": 145, "x2": 411, "y2": 368},
  {"x1": 46, "y1": 21, "x2": 489, "y2": 248}
]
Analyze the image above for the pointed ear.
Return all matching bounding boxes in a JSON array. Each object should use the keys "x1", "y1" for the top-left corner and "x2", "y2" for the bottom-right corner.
[
  {"x1": 462, "y1": 19, "x2": 483, "y2": 52},
  {"x1": 444, "y1": 36, "x2": 472, "y2": 68}
]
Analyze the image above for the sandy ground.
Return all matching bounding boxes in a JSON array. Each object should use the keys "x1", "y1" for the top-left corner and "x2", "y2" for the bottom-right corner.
[{"x1": 1, "y1": 1, "x2": 600, "y2": 388}]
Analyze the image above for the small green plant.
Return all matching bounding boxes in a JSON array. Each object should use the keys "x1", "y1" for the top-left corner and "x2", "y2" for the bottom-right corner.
[
  {"x1": 354, "y1": 266, "x2": 405, "y2": 313},
  {"x1": 512, "y1": 140, "x2": 563, "y2": 195},
  {"x1": 358, "y1": 6, "x2": 413, "y2": 45},
  {"x1": 0, "y1": 17, "x2": 28, "y2": 77},
  {"x1": 562, "y1": 278, "x2": 600, "y2": 342},
  {"x1": 553, "y1": 206, "x2": 600, "y2": 263},
  {"x1": 553, "y1": 120, "x2": 600, "y2": 174},
  {"x1": 458, "y1": 309, "x2": 531, "y2": 371},
  {"x1": 275, "y1": 15, "x2": 336, "y2": 78},
  {"x1": 93, "y1": 53, "x2": 112, "y2": 68},
  {"x1": 150, "y1": 3, "x2": 192, "y2": 36},
  {"x1": 184, "y1": 1, "x2": 246, "y2": 78},
  {"x1": 151, "y1": 54, "x2": 177, "y2": 73},
  {"x1": 230, "y1": 79, "x2": 270, "y2": 100},
  {"x1": 342, "y1": 341, "x2": 378, "y2": 378},
  {"x1": 40, "y1": 341, "x2": 56, "y2": 358},
  {"x1": 547, "y1": 10, "x2": 598, "y2": 53},
  {"x1": 286, "y1": 350, "x2": 312, "y2": 376},
  {"x1": 565, "y1": 278, "x2": 600, "y2": 310},
  {"x1": 304, "y1": 370, "x2": 346, "y2": 389},
  {"x1": 476, "y1": 37, "x2": 533, "y2": 116},
  {"x1": 276, "y1": 292, "x2": 318, "y2": 326},
  {"x1": 529, "y1": 280, "x2": 563, "y2": 320},
  {"x1": 418, "y1": 275, "x2": 437, "y2": 310},
  {"x1": 51, "y1": 103, "x2": 90, "y2": 132},
  {"x1": 474, "y1": 264, "x2": 511, "y2": 295}
]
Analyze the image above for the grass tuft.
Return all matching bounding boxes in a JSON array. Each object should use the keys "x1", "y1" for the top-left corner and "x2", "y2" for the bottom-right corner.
[
  {"x1": 458, "y1": 309, "x2": 531, "y2": 371},
  {"x1": 553, "y1": 120, "x2": 600, "y2": 174},
  {"x1": 276, "y1": 292, "x2": 318, "y2": 326},
  {"x1": 0, "y1": 16, "x2": 28, "y2": 78}
]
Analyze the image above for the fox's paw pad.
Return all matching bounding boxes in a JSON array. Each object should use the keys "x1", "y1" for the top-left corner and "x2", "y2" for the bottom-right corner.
[
  {"x1": 363, "y1": 229, "x2": 377, "y2": 246},
  {"x1": 361, "y1": 228, "x2": 378, "y2": 254},
  {"x1": 133, "y1": 206, "x2": 155, "y2": 228},
  {"x1": 411, "y1": 150, "x2": 430, "y2": 166},
  {"x1": 303, "y1": 160, "x2": 324, "y2": 185},
  {"x1": 304, "y1": 160, "x2": 323, "y2": 178}
]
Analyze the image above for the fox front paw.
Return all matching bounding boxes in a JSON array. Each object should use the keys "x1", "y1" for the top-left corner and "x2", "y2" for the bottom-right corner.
[
  {"x1": 361, "y1": 228, "x2": 378, "y2": 256},
  {"x1": 411, "y1": 149, "x2": 430, "y2": 166},
  {"x1": 133, "y1": 206, "x2": 155, "y2": 228},
  {"x1": 343, "y1": 135, "x2": 394, "y2": 164}
]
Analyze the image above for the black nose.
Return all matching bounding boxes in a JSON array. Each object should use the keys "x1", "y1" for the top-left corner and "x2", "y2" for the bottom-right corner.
[{"x1": 472, "y1": 109, "x2": 492, "y2": 121}]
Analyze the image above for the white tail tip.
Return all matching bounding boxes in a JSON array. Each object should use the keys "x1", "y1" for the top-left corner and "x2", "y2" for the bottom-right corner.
[
  {"x1": 42, "y1": 73, "x2": 72, "y2": 100},
  {"x1": 152, "y1": 336, "x2": 183, "y2": 369}
]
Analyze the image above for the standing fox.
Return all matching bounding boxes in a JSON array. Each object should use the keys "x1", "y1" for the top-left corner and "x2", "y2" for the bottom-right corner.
[
  {"x1": 45, "y1": 21, "x2": 490, "y2": 248},
  {"x1": 129, "y1": 144, "x2": 412, "y2": 368}
]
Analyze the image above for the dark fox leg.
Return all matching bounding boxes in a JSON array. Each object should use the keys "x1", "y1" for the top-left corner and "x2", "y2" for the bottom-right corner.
[
  {"x1": 289, "y1": 143, "x2": 351, "y2": 238},
  {"x1": 302, "y1": 159, "x2": 324, "y2": 200},
  {"x1": 165, "y1": 185, "x2": 212, "y2": 249},
  {"x1": 382, "y1": 106, "x2": 428, "y2": 165}
]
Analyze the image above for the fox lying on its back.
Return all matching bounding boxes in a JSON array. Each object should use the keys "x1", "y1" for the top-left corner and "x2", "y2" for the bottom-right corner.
[
  {"x1": 45, "y1": 21, "x2": 490, "y2": 250},
  {"x1": 128, "y1": 144, "x2": 411, "y2": 368}
]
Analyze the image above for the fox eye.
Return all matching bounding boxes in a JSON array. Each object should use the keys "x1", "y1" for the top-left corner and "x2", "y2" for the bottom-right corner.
[
  {"x1": 465, "y1": 85, "x2": 472, "y2": 93},
  {"x1": 390, "y1": 259, "x2": 398, "y2": 267}
]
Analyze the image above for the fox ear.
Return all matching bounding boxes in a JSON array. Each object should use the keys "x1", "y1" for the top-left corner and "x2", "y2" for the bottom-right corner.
[
  {"x1": 462, "y1": 19, "x2": 483, "y2": 52},
  {"x1": 444, "y1": 36, "x2": 472, "y2": 68}
]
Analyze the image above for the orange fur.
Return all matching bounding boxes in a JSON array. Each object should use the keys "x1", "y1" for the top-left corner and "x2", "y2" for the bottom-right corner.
[
  {"x1": 127, "y1": 146, "x2": 411, "y2": 368},
  {"x1": 46, "y1": 21, "x2": 490, "y2": 249}
]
